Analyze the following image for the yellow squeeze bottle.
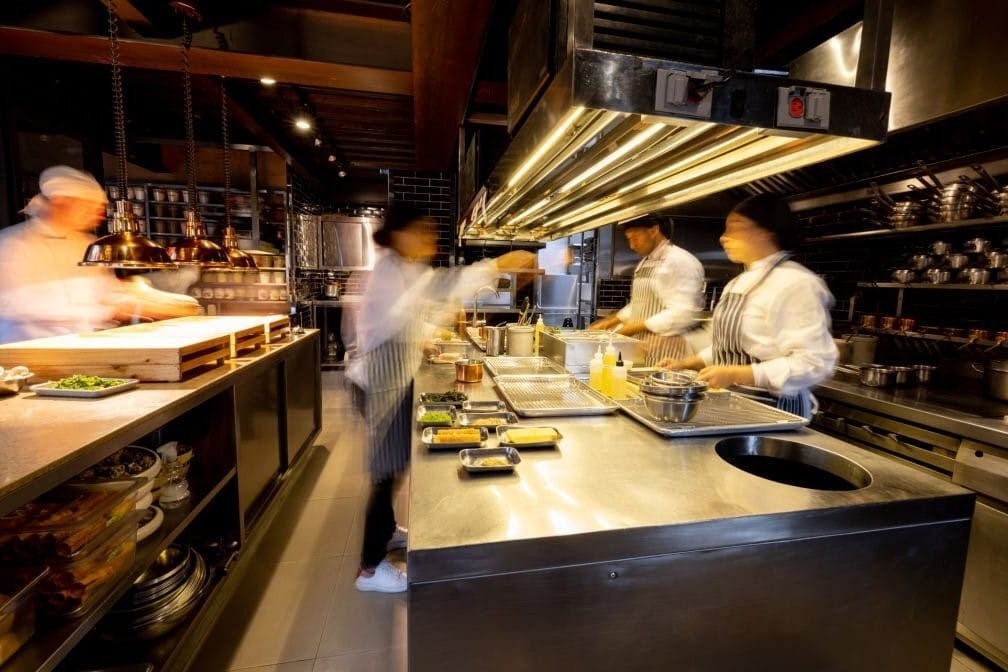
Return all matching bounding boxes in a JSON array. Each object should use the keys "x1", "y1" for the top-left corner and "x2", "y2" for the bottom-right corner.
[
  {"x1": 534, "y1": 315, "x2": 545, "y2": 356},
  {"x1": 588, "y1": 345, "x2": 604, "y2": 392},
  {"x1": 611, "y1": 352, "x2": 628, "y2": 400},
  {"x1": 600, "y1": 340, "x2": 617, "y2": 396}
]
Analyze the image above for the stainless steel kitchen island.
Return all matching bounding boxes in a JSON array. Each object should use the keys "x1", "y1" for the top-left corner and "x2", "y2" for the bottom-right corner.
[{"x1": 408, "y1": 364, "x2": 974, "y2": 671}]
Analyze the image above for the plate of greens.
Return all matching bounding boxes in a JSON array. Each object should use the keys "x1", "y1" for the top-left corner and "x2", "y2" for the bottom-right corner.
[{"x1": 30, "y1": 374, "x2": 139, "y2": 398}]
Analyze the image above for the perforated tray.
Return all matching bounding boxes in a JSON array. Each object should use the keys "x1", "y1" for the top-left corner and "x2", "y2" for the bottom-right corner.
[
  {"x1": 493, "y1": 374, "x2": 618, "y2": 417},
  {"x1": 483, "y1": 356, "x2": 566, "y2": 377},
  {"x1": 616, "y1": 391, "x2": 808, "y2": 437}
]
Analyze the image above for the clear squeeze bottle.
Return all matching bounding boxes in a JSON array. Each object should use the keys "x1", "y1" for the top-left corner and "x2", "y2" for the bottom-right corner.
[
  {"x1": 588, "y1": 345, "x2": 604, "y2": 392},
  {"x1": 534, "y1": 314, "x2": 545, "y2": 356},
  {"x1": 611, "y1": 352, "x2": 628, "y2": 400},
  {"x1": 600, "y1": 339, "x2": 618, "y2": 396}
]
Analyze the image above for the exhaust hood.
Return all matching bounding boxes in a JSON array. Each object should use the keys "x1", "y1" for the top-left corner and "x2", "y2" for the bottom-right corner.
[{"x1": 462, "y1": 24, "x2": 891, "y2": 242}]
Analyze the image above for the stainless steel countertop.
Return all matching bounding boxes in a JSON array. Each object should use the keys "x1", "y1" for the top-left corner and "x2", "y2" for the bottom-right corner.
[
  {"x1": 408, "y1": 364, "x2": 972, "y2": 584},
  {"x1": 312, "y1": 296, "x2": 361, "y2": 307},
  {"x1": 815, "y1": 373, "x2": 1008, "y2": 449}
]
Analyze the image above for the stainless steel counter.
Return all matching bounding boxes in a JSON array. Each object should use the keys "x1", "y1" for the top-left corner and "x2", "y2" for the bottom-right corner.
[
  {"x1": 311, "y1": 296, "x2": 361, "y2": 307},
  {"x1": 408, "y1": 364, "x2": 971, "y2": 583},
  {"x1": 816, "y1": 373, "x2": 1008, "y2": 449}
]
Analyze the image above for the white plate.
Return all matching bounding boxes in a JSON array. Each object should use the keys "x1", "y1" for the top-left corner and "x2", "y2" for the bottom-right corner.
[
  {"x1": 30, "y1": 378, "x2": 139, "y2": 398},
  {"x1": 136, "y1": 505, "x2": 164, "y2": 543}
]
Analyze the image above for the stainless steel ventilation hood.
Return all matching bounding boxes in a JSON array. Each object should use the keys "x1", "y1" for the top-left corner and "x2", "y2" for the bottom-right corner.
[{"x1": 461, "y1": 6, "x2": 892, "y2": 243}]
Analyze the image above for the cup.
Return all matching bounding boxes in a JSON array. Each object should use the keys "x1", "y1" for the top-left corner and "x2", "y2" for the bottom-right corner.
[
  {"x1": 507, "y1": 325, "x2": 534, "y2": 356},
  {"x1": 898, "y1": 318, "x2": 916, "y2": 332},
  {"x1": 880, "y1": 316, "x2": 898, "y2": 330},
  {"x1": 860, "y1": 314, "x2": 877, "y2": 329}
]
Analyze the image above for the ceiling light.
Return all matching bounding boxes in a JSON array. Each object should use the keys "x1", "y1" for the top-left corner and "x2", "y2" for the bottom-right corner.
[
  {"x1": 295, "y1": 118, "x2": 312, "y2": 131},
  {"x1": 338, "y1": 168, "x2": 347, "y2": 178},
  {"x1": 314, "y1": 137, "x2": 322, "y2": 147},
  {"x1": 327, "y1": 154, "x2": 337, "y2": 162},
  {"x1": 260, "y1": 77, "x2": 276, "y2": 86}
]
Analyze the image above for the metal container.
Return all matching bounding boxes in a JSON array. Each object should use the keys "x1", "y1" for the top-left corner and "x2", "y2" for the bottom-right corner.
[
  {"x1": 912, "y1": 364, "x2": 937, "y2": 385},
  {"x1": 506, "y1": 325, "x2": 535, "y2": 356},
  {"x1": 890, "y1": 366, "x2": 914, "y2": 385},
  {"x1": 859, "y1": 364, "x2": 894, "y2": 387},
  {"x1": 960, "y1": 268, "x2": 991, "y2": 285},
  {"x1": 539, "y1": 330, "x2": 646, "y2": 374},
  {"x1": 891, "y1": 269, "x2": 916, "y2": 283},
  {"x1": 964, "y1": 237, "x2": 992, "y2": 254},
  {"x1": 925, "y1": 268, "x2": 951, "y2": 284},
  {"x1": 931, "y1": 240, "x2": 951, "y2": 255},
  {"x1": 907, "y1": 254, "x2": 934, "y2": 270},
  {"x1": 642, "y1": 391, "x2": 705, "y2": 423},
  {"x1": 986, "y1": 251, "x2": 1008, "y2": 269},
  {"x1": 848, "y1": 335, "x2": 877, "y2": 365},
  {"x1": 485, "y1": 325, "x2": 507, "y2": 356},
  {"x1": 945, "y1": 253, "x2": 970, "y2": 269},
  {"x1": 455, "y1": 359, "x2": 484, "y2": 383},
  {"x1": 985, "y1": 360, "x2": 1008, "y2": 402}
]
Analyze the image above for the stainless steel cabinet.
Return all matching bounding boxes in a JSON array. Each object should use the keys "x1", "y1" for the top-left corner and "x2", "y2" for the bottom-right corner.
[{"x1": 321, "y1": 215, "x2": 377, "y2": 269}]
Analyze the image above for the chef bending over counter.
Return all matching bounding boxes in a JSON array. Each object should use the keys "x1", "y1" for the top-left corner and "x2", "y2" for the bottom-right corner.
[{"x1": 659, "y1": 194, "x2": 838, "y2": 419}]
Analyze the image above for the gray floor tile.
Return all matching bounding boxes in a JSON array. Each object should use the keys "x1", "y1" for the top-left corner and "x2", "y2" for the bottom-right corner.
[
  {"x1": 255, "y1": 495, "x2": 357, "y2": 564},
  {"x1": 312, "y1": 648, "x2": 407, "y2": 672},
  {"x1": 232, "y1": 660, "x2": 316, "y2": 672}
]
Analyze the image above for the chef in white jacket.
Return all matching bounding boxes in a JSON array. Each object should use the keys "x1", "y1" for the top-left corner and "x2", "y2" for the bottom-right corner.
[
  {"x1": 589, "y1": 214, "x2": 705, "y2": 365},
  {"x1": 0, "y1": 165, "x2": 198, "y2": 344},
  {"x1": 659, "y1": 194, "x2": 837, "y2": 419}
]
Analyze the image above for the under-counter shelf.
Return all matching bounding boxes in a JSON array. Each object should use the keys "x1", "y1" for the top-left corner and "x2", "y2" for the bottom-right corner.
[
  {"x1": 847, "y1": 326, "x2": 1007, "y2": 350},
  {"x1": 858, "y1": 282, "x2": 1008, "y2": 291},
  {"x1": 807, "y1": 214, "x2": 1008, "y2": 242}
]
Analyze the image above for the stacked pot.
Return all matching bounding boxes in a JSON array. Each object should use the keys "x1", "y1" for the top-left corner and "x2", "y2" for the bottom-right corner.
[{"x1": 638, "y1": 371, "x2": 709, "y2": 422}]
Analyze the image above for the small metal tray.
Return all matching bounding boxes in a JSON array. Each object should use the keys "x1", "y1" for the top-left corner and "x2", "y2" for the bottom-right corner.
[
  {"x1": 496, "y1": 424, "x2": 562, "y2": 448},
  {"x1": 461, "y1": 399, "x2": 506, "y2": 412},
  {"x1": 422, "y1": 426, "x2": 488, "y2": 449},
  {"x1": 494, "y1": 374, "x2": 618, "y2": 417},
  {"x1": 418, "y1": 391, "x2": 468, "y2": 407},
  {"x1": 459, "y1": 446, "x2": 521, "y2": 472},
  {"x1": 457, "y1": 411, "x2": 519, "y2": 427},
  {"x1": 482, "y1": 356, "x2": 566, "y2": 377},
  {"x1": 30, "y1": 378, "x2": 139, "y2": 398},
  {"x1": 416, "y1": 405, "x2": 457, "y2": 427}
]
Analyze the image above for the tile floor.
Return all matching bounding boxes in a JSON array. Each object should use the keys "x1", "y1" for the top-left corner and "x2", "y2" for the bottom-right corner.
[{"x1": 190, "y1": 371, "x2": 1003, "y2": 672}]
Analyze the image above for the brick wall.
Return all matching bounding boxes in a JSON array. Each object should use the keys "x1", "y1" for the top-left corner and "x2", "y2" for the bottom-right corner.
[
  {"x1": 389, "y1": 171, "x2": 454, "y2": 266},
  {"x1": 596, "y1": 277, "x2": 632, "y2": 310}
]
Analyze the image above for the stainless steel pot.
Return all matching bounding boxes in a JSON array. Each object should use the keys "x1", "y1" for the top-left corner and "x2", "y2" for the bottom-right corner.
[
  {"x1": 984, "y1": 360, "x2": 1008, "y2": 402},
  {"x1": 323, "y1": 281, "x2": 341, "y2": 298},
  {"x1": 944, "y1": 253, "x2": 970, "y2": 269},
  {"x1": 931, "y1": 240, "x2": 951, "y2": 256},
  {"x1": 964, "y1": 237, "x2": 992, "y2": 254},
  {"x1": 848, "y1": 335, "x2": 878, "y2": 365},
  {"x1": 925, "y1": 268, "x2": 951, "y2": 284},
  {"x1": 986, "y1": 251, "x2": 1008, "y2": 269},
  {"x1": 891, "y1": 269, "x2": 916, "y2": 283},
  {"x1": 907, "y1": 254, "x2": 934, "y2": 270},
  {"x1": 912, "y1": 364, "x2": 937, "y2": 385},
  {"x1": 960, "y1": 267, "x2": 990, "y2": 285},
  {"x1": 890, "y1": 366, "x2": 914, "y2": 385},
  {"x1": 485, "y1": 325, "x2": 507, "y2": 356},
  {"x1": 859, "y1": 364, "x2": 894, "y2": 387}
]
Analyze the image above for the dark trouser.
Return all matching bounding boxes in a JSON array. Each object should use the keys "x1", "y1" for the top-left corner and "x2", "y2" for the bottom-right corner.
[{"x1": 361, "y1": 475, "x2": 398, "y2": 569}]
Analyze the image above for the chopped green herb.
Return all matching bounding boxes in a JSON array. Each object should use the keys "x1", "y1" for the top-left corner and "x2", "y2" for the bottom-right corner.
[{"x1": 52, "y1": 374, "x2": 125, "y2": 390}]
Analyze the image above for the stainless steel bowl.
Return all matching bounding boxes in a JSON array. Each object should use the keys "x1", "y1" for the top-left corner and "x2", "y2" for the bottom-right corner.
[
  {"x1": 912, "y1": 364, "x2": 937, "y2": 385},
  {"x1": 890, "y1": 366, "x2": 914, "y2": 385},
  {"x1": 858, "y1": 364, "x2": 894, "y2": 387},
  {"x1": 640, "y1": 371, "x2": 709, "y2": 399},
  {"x1": 642, "y1": 392, "x2": 705, "y2": 423}
]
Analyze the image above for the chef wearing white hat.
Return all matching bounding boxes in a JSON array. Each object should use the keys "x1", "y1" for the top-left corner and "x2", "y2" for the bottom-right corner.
[{"x1": 0, "y1": 165, "x2": 197, "y2": 343}]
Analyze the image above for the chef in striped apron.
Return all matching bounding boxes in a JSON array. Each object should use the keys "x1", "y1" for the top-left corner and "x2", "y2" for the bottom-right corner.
[
  {"x1": 658, "y1": 195, "x2": 838, "y2": 419},
  {"x1": 589, "y1": 214, "x2": 705, "y2": 365},
  {"x1": 346, "y1": 203, "x2": 536, "y2": 593}
]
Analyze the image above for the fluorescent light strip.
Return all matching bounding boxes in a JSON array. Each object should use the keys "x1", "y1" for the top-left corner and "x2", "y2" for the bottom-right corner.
[
  {"x1": 507, "y1": 107, "x2": 586, "y2": 188},
  {"x1": 558, "y1": 123, "x2": 665, "y2": 193}
]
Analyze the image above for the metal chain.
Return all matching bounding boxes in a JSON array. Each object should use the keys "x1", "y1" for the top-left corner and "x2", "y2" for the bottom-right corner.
[
  {"x1": 181, "y1": 14, "x2": 198, "y2": 209},
  {"x1": 221, "y1": 78, "x2": 232, "y2": 229},
  {"x1": 107, "y1": 0, "x2": 129, "y2": 195}
]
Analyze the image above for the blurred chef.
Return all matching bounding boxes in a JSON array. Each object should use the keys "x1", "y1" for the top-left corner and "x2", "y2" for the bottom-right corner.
[
  {"x1": 589, "y1": 214, "x2": 704, "y2": 365},
  {"x1": 0, "y1": 165, "x2": 198, "y2": 344},
  {"x1": 658, "y1": 194, "x2": 837, "y2": 419},
  {"x1": 346, "y1": 203, "x2": 535, "y2": 593}
]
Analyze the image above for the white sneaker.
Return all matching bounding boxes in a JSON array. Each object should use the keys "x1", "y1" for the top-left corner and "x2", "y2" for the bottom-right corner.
[
  {"x1": 386, "y1": 525, "x2": 408, "y2": 551},
  {"x1": 355, "y1": 560, "x2": 407, "y2": 593}
]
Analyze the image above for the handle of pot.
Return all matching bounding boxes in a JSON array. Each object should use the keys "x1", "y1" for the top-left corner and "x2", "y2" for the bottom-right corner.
[{"x1": 971, "y1": 363, "x2": 985, "y2": 374}]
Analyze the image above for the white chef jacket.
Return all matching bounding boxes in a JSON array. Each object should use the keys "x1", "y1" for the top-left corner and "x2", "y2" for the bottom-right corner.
[
  {"x1": 697, "y1": 251, "x2": 838, "y2": 396},
  {"x1": 346, "y1": 249, "x2": 497, "y2": 389},
  {"x1": 0, "y1": 216, "x2": 121, "y2": 343},
  {"x1": 615, "y1": 239, "x2": 705, "y2": 335}
]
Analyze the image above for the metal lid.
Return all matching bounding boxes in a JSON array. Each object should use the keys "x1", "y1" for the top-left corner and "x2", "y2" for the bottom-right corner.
[{"x1": 80, "y1": 230, "x2": 177, "y2": 268}]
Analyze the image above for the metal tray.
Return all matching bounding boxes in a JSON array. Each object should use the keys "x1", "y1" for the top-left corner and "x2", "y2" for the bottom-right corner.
[
  {"x1": 459, "y1": 446, "x2": 521, "y2": 472},
  {"x1": 422, "y1": 426, "x2": 488, "y2": 449},
  {"x1": 30, "y1": 378, "x2": 139, "y2": 398},
  {"x1": 615, "y1": 391, "x2": 808, "y2": 437},
  {"x1": 496, "y1": 424, "x2": 562, "y2": 448},
  {"x1": 482, "y1": 356, "x2": 565, "y2": 377},
  {"x1": 418, "y1": 391, "x2": 468, "y2": 407},
  {"x1": 416, "y1": 404, "x2": 457, "y2": 427},
  {"x1": 493, "y1": 374, "x2": 618, "y2": 417},
  {"x1": 457, "y1": 411, "x2": 519, "y2": 427},
  {"x1": 461, "y1": 399, "x2": 506, "y2": 412}
]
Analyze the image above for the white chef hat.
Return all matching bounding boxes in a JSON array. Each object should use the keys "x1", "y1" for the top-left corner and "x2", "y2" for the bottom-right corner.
[{"x1": 22, "y1": 165, "x2": 107, "y2": 217}]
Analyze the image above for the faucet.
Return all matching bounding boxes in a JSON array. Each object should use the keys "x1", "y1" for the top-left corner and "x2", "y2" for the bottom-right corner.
[{"x1": 472, "y1": 285, "x2": 500, "y2": 327}]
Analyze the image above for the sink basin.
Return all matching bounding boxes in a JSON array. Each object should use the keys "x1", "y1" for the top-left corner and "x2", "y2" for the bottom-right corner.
[{"x1": 715, "y1": 436, "x2": 872, "y2": 491}]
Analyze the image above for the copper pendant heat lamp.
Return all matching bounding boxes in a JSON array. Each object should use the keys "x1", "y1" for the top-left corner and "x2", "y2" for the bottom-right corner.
[
  {"x1": 81, "y1": 0, "x2": 175, "y2": 268},
  {"x1": 168, "y1": 1, "x2": 230, "y2": 268}
]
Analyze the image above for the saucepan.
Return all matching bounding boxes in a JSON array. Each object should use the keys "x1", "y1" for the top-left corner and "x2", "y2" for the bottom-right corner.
[{"x1": 858, "y1": 364, "x2": 894, "y2": 387}]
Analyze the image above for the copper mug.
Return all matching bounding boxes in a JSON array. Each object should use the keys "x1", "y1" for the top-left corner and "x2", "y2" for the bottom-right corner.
[
  {"x1": 898, "y1": 318, "x2": 916, "y2": 332},
  {"x1": 860, "y1": 314, "x2": 877, "y2": 329},
  {"x1": 880, "y1": 316, "x2": 898, "y2": 330},
  {"x1": 969, "y1": 328, "x2": 991, "y2": 342}
]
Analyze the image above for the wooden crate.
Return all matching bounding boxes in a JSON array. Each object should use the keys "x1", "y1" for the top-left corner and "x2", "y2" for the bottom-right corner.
[
  {"x1": 156, "y1": 316, "x2": 272, "y2": 358},
  {"x1": 0, "y1": 326, "x2": 231, "y2": 381},
  {"x1": 263, "y1": 315, "x2": 291, "y2": 343}
]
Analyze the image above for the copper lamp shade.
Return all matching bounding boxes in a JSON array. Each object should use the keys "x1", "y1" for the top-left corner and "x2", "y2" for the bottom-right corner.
[
  {"x1": 81, "y1": 200, "x2": 176, "y2": 268},
  {"x1": 221, "y1": 226, "x2": 258, "y2": 269},
  {"x1": 169, "y1": 210, "x2": 230, "y2": 267}
]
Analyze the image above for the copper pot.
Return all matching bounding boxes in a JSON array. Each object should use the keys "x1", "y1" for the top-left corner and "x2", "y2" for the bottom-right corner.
[
  {"x1": 898, "y1": 317, "x2": 916, "y2": 332},
  {"x1": 860, "y1": 314, "x2": 877, "y2": 329},
  {"x1": 455, "y1": 359, "x2": 484, "y2": 383},
  {"x1": 880, "y1": 316, "x2": 898, "y2": 330}
]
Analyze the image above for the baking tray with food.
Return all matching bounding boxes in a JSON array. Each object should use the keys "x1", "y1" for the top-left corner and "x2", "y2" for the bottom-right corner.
[
  {"x1": 416, "y1": 404, "x2": 457, "y2": 427},
  {"x1": 459, "y1": 446, "x2": 522, "y2": 473},
  {"x1": 421, "y1": 426, "x2": 488, "y2": 449},
  {"x1": 456, "y1": 411, "x2": 519, "y2": 427},
  {"x1": 418, "y1": 390, "x2": 468, "y2": 406},
  {"x1": 496, "y1": 425, "x2": 563, "y2": 448},
  {"x1": 30, "y1": 374, "x2": 139, "y2": 398}
]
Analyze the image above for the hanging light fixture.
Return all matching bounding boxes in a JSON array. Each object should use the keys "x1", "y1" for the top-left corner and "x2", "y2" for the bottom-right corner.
[
  {"x1": 167, "y1": 1, "x2": 230, "y2": 268},
  {"x1": 219, "y1": 77, "x2": 257, "y2": 270},
  {"x1": 80, "y1": 0, "x2": 176, "y2": 269}
]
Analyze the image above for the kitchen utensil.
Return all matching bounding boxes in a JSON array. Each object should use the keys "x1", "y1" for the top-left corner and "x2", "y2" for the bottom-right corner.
[
  {"x1": 506, "y1": 325, "x2": 534, "y2": 356},
  {"x1": 986, "y1": 251, "x2": 1008, "y2": 269},
  {"x1": 858, "y1": 364, "x2": 894, "y2": 387},
  {"x1": 642, "y1": 391, "x2": 705, "y2": 422},
  {"x1": 912, "y1": 364, "x2": 937, "y2": 384},
  {"x1": 455, "y1": 359, "x2": 484, "y2": 383},
  {"x1": 925, "y1": 268, "x2": 951, "y2": 284},
  {"x1": 907, "y1": 254, "x2": 934, "y2": 270},
  {"x1": 960, "y1": 267, "x2": 990, "y2": 284},
  {"x1": 848, "y1": 335, "x2": 878, "y2": 365},
  {"x1": 891, "y1": 269, "x2": 916, "y2": 283},
  {"x1": 834, "y1": 338, "x2": 852, "y2": 365},
  {"x1": 880, "y1": 316, "x2": 898, "y2": 330},
  {"x1": 944, "y1": 253, "x2": 971, "y2": 269},
  {"x1": 485, "y1": 325, "x2": 507, "y2": 356},
  {"x1": 964, "y1": 237, "x2": 992, "y2": 254},
  {"x1": 931, "y1": 240, "x2": 951, "y2": 256},
  {"x1": 898, "y1": 318, "x2": 916, "y2": 332},
  {"x1": 890, "y1": 366, "x2": 914, "y2": 385},
  {"x1": 859, "y1": 315, "x2": 877, "y2": 329},
  {"x1": 323, "y1": 280, "x2": 341, "y2": 298},
  {"x1": 982, "y1": 359, "x2": 1008, "y2": 401},
  {"x1": 916, "y1": 160, "x2": 944, "y2": 192}
]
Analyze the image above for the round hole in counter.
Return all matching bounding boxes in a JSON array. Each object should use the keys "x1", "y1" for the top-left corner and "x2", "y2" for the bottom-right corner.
[{"x1": 715, "y1": 436, "x2": 872, "y2": 491}]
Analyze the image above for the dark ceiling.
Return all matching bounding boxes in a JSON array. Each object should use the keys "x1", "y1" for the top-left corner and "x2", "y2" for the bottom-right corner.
[{"x1": 0, "y1": 0, "x2": 868, "y2": 200}]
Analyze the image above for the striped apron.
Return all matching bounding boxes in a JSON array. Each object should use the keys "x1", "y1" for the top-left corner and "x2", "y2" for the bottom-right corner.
[
  {"x1": 629, "y1": 253, "x2": 687, "y2": 366},
  {"x1": 711, "y1": 254, "x2": 813, "y2": 419}
]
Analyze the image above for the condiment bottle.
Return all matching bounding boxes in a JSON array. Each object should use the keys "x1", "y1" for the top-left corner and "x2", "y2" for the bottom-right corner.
[
  {"x1": 611, "y1": 352, "x2": 627, "y2": 400},
  {"x1": 588, "y1": 345, "x2": 604, "y2": 391},
  {"x1": 600, "y1": 340, "x2": 618, "y2": 396},
  {"x1": 533, "y1": 314, "x2": 545, "y2": 356}
]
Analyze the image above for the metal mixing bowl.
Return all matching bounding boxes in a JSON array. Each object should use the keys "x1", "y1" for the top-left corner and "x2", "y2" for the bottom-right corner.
[{"x1": 642, "y1": 392, "x2": 705, "y2": 422}]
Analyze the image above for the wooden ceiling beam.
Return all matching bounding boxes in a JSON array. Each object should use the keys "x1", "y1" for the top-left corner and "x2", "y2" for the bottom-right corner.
[
  {"x1": 411, "y1": 0, "x2": 495, "y2": 171},
  {"x1": 99, "y1": 0, "x2": 152, "y2": 27},
  {"x1": 0, "y1": 26, "x2": 412, "y2": 96}
]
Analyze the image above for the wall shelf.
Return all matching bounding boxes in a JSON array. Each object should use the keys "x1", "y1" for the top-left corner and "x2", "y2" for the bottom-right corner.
[
  {"x1": 807, "y1": 214, "x2": 1008, "y2": 243},
  {"x1": 859, "y1": 282, "x2": 1008, "y2": 291}
]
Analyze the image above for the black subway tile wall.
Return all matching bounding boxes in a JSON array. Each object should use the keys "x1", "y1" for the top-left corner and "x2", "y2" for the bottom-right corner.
[
  {"x1": 390, "y1": 171, "x2": 454, "y2": 267},
  {"x1": 596, "y1": 278, "x2": 632, "y2": 310}
]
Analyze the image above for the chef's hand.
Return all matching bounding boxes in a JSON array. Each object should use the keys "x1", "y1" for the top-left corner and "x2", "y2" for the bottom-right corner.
[
  {"x1": 615, "y1": 319, "x2": 646, "y2": 336},
  {"x1": 657, "y1": 355, "x2": 704, "y2": 371},
  {"x1": 588, "y1": 316, "x2": 619, "y2": 331},
  {"x1": 696, "y1": 364, "x2": 755, "y2": 390}
]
